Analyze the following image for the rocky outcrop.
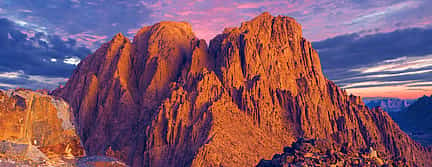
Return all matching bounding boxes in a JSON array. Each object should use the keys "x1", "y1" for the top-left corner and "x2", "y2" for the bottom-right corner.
[
  {"x1": 0, "y1": 89, "x2": 84, "y2": 166},
  {"x1": 53, "y1": 12, "x2": 432, "y2": 166},
  {"x1": 257, "y1": 138, "x2": 409, "y2": 167},
  {"x1": 76, "y1": 156, "x2": 128, "y2": 167},
  {"x1": 54, "y1": 21, "x2": 207, "y2": 166}
]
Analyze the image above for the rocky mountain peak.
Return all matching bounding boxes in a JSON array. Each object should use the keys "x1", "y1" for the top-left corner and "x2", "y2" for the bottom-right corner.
[
  {"x1": 113, "y1": 32, "x2": 127, "y2": 40},
  {"x1": 408, "y1": 95, "x2": 432, "y2": 112},
  {"x1": 240, "y1": 11, "x2": 301, "y2": 38},
  {"x1": 133, "y1": 21, "x2": 195, "y2": 52},
  {"x1": 53, "y1": 12, "x2": 432, "y2": 167}
]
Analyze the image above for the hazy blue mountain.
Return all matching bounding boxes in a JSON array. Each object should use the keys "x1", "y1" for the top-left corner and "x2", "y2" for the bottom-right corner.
[
  {"x1": 390, "y1": 95, "x2": 432, "y2": 146},
  {"x1": 363, "y1": 97, "x2": 415, "y2": 112}
]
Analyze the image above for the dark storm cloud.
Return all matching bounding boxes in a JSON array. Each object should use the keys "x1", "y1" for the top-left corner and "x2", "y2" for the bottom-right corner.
[
  {"x1": 314, "y1": 27, "x2": 432, "y2": 71},
  {"x1": 1, "y1": 0, "x2": 153, "y2": 42},
  {"x1": 0, "y1": 18, "x2": 91, "y2": 89},
  {"x1": 313, "y1": 27, "x2": 432, "y2": 97}
]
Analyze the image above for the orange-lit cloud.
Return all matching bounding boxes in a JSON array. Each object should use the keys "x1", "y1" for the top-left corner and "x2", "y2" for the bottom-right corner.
[{"x1": 347, "y1": 85, "x2": 432, "y2": 99}]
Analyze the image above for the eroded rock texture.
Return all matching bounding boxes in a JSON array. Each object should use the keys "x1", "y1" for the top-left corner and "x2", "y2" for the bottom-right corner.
[
  {"x1": 0, "y1": 89, "x2": 84, "y2": 166},
  {"x1": 53, "y1": 12, "x2": 432, "y2": 166}
]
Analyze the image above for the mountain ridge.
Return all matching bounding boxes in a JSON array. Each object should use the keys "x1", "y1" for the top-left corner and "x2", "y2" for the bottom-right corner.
[
  {"x1": 53, "y1": 12, "x2": 432, "y2": 166},
  {"x1": 363, "y1": 97, "x2": 414, "y2": 112},
  {"x1": 390, "y1": 95, "x2": 432, "y2": 146}
]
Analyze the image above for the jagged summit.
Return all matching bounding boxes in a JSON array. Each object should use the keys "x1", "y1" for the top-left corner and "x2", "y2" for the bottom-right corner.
[
  {"x1": 240, "y1": 12, "x2": 302, "y2": 36},
  {"x1": 113, "y1": 32, "x2": 127, "y2": 38},
  {"x1": 220, "y1": 12, "x2": 301, "y2": 39},
  {"x1": 53, "y1": 12, "x2": 432, "y2": 167},
  {"x1": 134, "y1": 21, "x2": 195, "y2": 43}
]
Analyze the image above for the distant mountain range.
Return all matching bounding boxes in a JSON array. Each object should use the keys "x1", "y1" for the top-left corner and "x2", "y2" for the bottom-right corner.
[
  {"x1": 364, "y1": 96, "x2": 432, "y2": 146},
  {"x1": 390, "y1": 95, "x2": 432, "y2": 146},
  {"x1": 363, "y1": 97, "x2": 415, "y2": 112}
]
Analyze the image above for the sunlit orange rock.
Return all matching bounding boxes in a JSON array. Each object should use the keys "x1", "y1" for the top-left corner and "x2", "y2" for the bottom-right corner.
[
  {"x1": 0, "y1": 89, "x2": 84, "y2": 166},
  {"x1": 53, "y1": 12, "x2": 432, "y2": 166}
]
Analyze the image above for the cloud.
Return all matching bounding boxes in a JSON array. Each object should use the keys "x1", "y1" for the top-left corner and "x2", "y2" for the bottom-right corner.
[
  {"x1": 351, "y1": 55, "x2": 432, "y2": 74},
  {"x1": 63, "y1": 57, "x2": 81, "y2": 65},
  {"x1": 0, "y1": 18, "x2": 90, "y2": 90},
  {"x1": 347, "y1": 1, "x2": 420, "y2": 25},
  {"x1": 0, "y1": 71, "x2": 22, "y2": 79},
  {"x1": 0, "y1": 70, "x2": 68, "y2": 90},
  {"x1": 118, "y1": 0, "x2": 432, "y2": 41},
  {"x1": 0, "y1": 0, "x2": 432, "y2": 94},
  {"x1": 346, "y1": 84, "x2": 432, "y2": 99},
  {"x1": 236, "y1": 1, "x2": 292, "y2": 9},
  {"x1": 341, "y1": 80, "x2": 419, "y2": 89},
  {"x1": 0, "y1": 0, "x2": 152, "y2": 49},
  {"x1": 314, "y1": 27, "x2": 432, "y2": 72},
  {"x1": 61, "y1": 32, "x2": 107, "y2": 49},
  {"x1": 1, "y1": 0, "x2": 431, "y2": 44},
  {"x1": 315, "y1": 27, "x2": 432, "y2": 98}
]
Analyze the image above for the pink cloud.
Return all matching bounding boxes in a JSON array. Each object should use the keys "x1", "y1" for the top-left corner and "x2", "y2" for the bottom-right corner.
[
  {"x1": 62, "y1": 32, "x2": 108, "y2": 48},
  {"x1": 127, "y1": 28, "x2": 141, "y2": 34},
  {"x1": 235, "y1": 1, "x2": 298, "y2": 9},
  {"x1": 20, "y1": 30, "x2": 36, "y2": 38},
  {"x1": 347, "y1": 86, "x2": 432, "y2": 99},
  {"x1": 18, "y1": 9, "x2": 32, "y2": 13}
]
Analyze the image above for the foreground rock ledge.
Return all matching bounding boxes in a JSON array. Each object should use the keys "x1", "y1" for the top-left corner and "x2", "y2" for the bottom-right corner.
[
  {"x1": 0, "y1": 89, "x2": 84, "y2": 166},
  {"x1": 257, "y1": 138, "x2": 410, "y2": 167}
]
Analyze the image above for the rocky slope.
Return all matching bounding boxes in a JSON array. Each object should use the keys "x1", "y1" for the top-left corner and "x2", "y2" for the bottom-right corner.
[
  {"x1": 364, "y1": 97, "x2": 414, "y2": 112},
  {"x1": 257, "y1": 138, "x2": 409, "y2": 167},
  {"x1": 53, "y1": 12, "x2": 432, "y2": 166},
  {"x1": 391, "y1": 95, "x2": 432, "y2": 145},
  {"x1": 0, "y1": 89, "x2": 84, "y2": 166}
]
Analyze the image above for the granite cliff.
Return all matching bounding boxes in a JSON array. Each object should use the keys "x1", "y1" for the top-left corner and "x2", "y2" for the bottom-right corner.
[{"x1": 53, "y1": 12, "x2": 432, "y2": 166}]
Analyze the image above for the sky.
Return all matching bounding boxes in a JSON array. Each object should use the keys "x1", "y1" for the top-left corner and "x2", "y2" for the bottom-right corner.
[{"x1": 0, "y1": 0, "x2": 431, "y2": 99}]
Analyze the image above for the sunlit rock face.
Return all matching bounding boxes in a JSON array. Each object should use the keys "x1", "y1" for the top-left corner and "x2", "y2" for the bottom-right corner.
[
  {"x1": 53, "y1": 12, "x2": 432, "y2": 167},
  {"x1": 0, "y1": 89, "x2": 84, "y2": 166}
]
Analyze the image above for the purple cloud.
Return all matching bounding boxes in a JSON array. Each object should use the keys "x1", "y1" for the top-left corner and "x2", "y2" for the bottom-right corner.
[{"x1": 2, "y1": 0, "x2": 431, "y2": 45}]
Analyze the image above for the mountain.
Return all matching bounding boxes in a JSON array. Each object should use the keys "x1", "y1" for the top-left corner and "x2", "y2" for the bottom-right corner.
[
  {"x1": 0, "y1": 89, "x2": 84, "y2": 166},
  {"x1": 53, "y1": 12, "x2": 432, "y2": 166},
  {"x1": 391, "y1": 95, "x2": 432, "y2": 146},
  {"x1": 363, "y1": 97, "x2": 414, "y2": 112}
]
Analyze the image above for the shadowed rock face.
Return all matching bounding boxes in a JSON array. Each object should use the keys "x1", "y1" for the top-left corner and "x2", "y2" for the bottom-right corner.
[
  {"x1": 53, "y1": 12, "x2": 432, "y2": 166},
  {"x1": 0, "y1": 89, "x2": 84, "y2": 166}
]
